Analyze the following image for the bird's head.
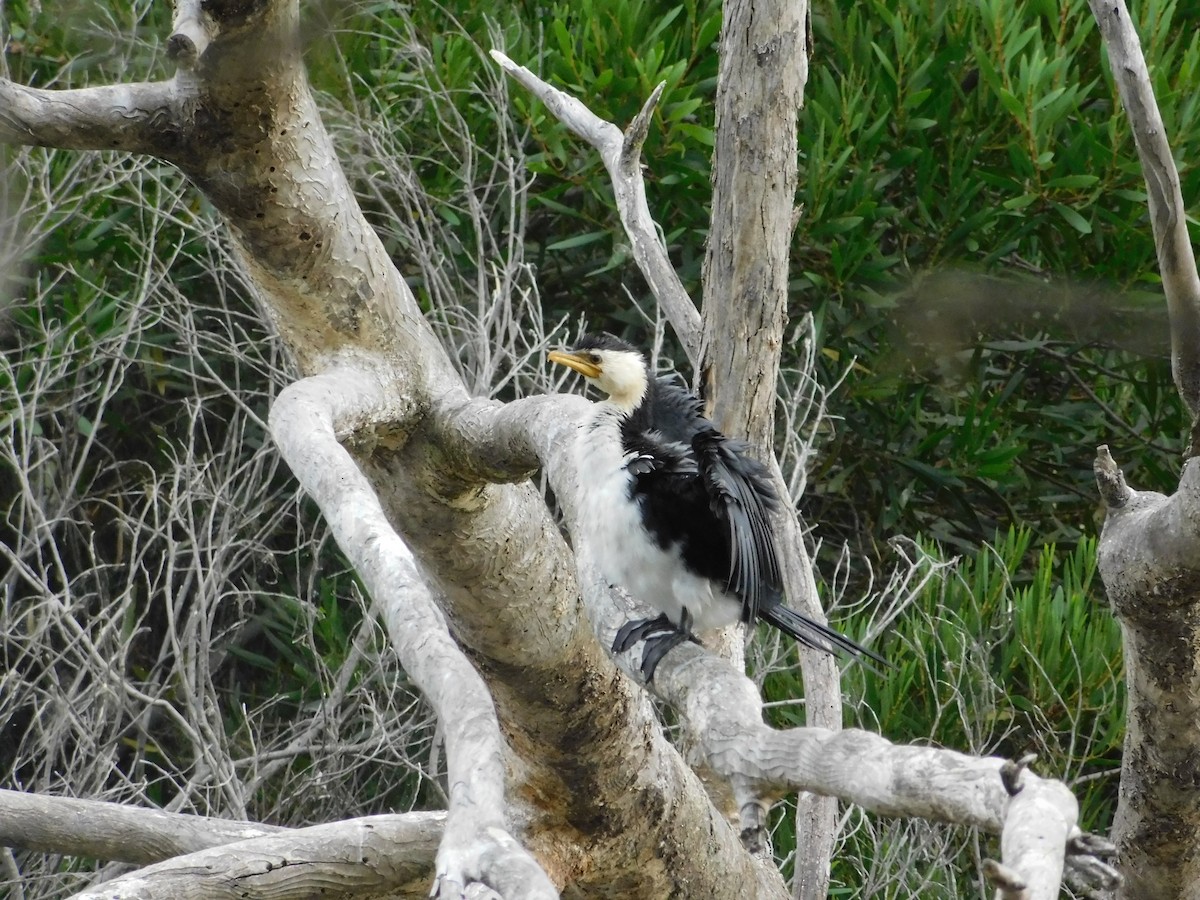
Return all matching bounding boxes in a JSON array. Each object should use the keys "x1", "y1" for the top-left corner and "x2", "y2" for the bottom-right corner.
[{"x1": 549, "y1": 333, "x2": 649, "y2": 412}]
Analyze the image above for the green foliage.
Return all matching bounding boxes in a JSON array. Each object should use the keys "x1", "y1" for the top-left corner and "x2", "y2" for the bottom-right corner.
[
  {"x1": 329, "y1": 0, "x2": 721, "y2": 308},
  {"x1": 765, "y1": 529, "x2": 1123, "y2": 889},
  {"x1": 797, "y1": 0, "x2": 1200, "y2": 298},
  {"x1": 796, "y1": 0, "x2": 1197, "y2": 557},
  {"x1": 1, "y1": 0, "x2": 172, "y2": 84},
  {"x1": 516, "y1": 0, "x2": 720, "y2": 285},
  {"x1": 810, "y1": 334, "x2": 1185, "y2": 554},
  {"x1": 855, "y1": 530, "x2": 1122, "y2": 802},
  {"x1": 225, "y1": 576, "x2": 359, "y2": 706},
  {"x1": 354, "y1": 0, "x2": 1198, "y2": 558}
]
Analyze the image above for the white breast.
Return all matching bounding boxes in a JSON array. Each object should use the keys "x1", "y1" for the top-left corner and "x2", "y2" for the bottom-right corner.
[{"x1": 573, "y1": 404, "x2": 740, "y2": 632}]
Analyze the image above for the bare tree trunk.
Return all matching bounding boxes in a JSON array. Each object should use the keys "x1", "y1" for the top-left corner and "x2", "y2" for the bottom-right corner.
[
  {"x1": 700, "y1": 2, "x2": 840, "y2": 895},
  {"x1": 0, "y1": 2, "x2": 1120, "y2": 898},
  {"x1": 1086, "y1": 1, "x2": 1200, "y2": 896}
]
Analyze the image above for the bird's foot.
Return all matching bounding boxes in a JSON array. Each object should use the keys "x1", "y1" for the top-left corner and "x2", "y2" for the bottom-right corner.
[
  {"x1": 638, "y1": 630, "x2": 689, "y2": 680},
  {"x1": 612, "y1": 610, "x2": 701, "y2": 681},
  {"x1": 613, "y1": 613, "x2": 676, "y2": 653}
]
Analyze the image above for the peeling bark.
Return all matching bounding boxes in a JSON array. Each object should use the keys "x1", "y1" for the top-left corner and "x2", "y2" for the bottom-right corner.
[
  {"x1": 0, "y1": 1, "x2": 1119, "y2": 897},
  {"x1": 1086, "y1": 1, "x2": 1200, "y2": 895},
  {"x1": 1094, "y1": 451, "x2": 1200, "y2": 899}
]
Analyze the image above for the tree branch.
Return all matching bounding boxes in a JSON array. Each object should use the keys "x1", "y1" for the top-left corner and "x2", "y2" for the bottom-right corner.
[
  {"x1": 0, "y1": 79, "x2": 180, "y2": 155},
  {"x1": 489, "y1": 50, "x2": 703, "y2": 367},
  {"x1": 1087, "y1": 6, "x2": 1200, "y2": 894},
  {"x1": 0, "y1": 790, "x2": 446, "y2": 900},
  {"x1": 167, "y1": 0, "x2": 215, "y2": 67},
  {"x1": 1094, "y1": 444, "x2": 1132, "y2": 509},
  {"x1": 651, "y1": 647, "x2": 1112, "y2": 900},
  {"x1": 0, "y1": 789, "x2": 288, "y2": 866},
  {"x1": 64, "y1": 814, "x2": 445, "y2": 900},
  {"x1": 1087, "y1": 0, "x2": 1200, "y2": 426},
  {"x1": 692, "y1": 3, "x2": 840, "y2": 890},
  {"x1": 267, "y1": 361, "x2": 557, "y2": 899},
  {"x1": 1091, "y1": 447, "x2": 1200, "y2": 897}
]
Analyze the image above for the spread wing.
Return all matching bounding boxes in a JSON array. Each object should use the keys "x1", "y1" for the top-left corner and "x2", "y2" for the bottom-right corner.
[
  {"x1": 621, "y1": 376, "x2": 783, "y2": 623},
  {"x1": 691, "y1": 427, "x2": 782, "y2": 624}
]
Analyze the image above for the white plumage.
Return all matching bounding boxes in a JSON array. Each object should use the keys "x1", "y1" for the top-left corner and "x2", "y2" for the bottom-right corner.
[
  {"x1": 573, "y1": 402, "x2": 741, "y2": 633},
  {"x1": 550, "y1": 333, "x2": 885, "y2": 680}
]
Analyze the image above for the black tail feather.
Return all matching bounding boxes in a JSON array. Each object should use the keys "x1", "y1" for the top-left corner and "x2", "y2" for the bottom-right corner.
[{"x1": 759, "y1": 604, "x2": 888, "y2": 670}]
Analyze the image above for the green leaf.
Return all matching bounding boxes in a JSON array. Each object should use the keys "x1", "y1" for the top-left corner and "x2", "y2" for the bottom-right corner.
[
  {"x1": 1043, "y1": 174, "x2": 1100, "y2": 189},
  {"x1": 675, "y1": 123, "x2": 715, "y2": 146},
  {"x1": 998, "y1": 88, "x2": 1026, "y2": 119},
  {"x1": 1002, "y1": 193, "x2": 1039, "y2": 210},
  {"x1": 1052, "y1": 201, "x2": 1092, "y2": 234},
  {"x1": 546, "y1": 231, "x2": 608, "y2": 251},
  {"x1": 825, "y1": 216, "x2": 865, "y2": 235}
]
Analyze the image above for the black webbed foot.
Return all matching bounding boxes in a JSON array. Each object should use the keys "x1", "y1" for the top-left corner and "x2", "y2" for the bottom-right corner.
[
  {"x1": 613, "y1": 613, "x2": 675, "y2": 654},
  {"x1": 612, "y1": 609, "x2": 701, "y2": 681},
  {"x1": 638, "y1": 630, "x2": 689, "y2": 680}
]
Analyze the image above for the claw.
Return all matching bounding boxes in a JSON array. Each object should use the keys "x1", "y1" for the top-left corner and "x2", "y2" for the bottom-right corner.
[{"x1": 612, "y1": 608, "x2": 700, "y2": 680}]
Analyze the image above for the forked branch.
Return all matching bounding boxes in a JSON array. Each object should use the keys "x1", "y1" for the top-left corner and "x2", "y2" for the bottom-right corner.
[
  {"x1": 267, "y1": 361, "x2": 557, "y2": 899},
  {"x1": 490, "y1": 50, "x2": 703, "y2": 367},
  {"x1": 0, "y1": 78, "x2": 178, "y2": 154}
]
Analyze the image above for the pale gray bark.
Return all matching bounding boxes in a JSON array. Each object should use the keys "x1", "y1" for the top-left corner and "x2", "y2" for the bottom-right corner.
[
  {"x1": 1087, "y1": 0, "x2": 1200, "y2": 427},
  {"x1": 66, "y1": 814, "x2": 445, "y2": 900},
  {"x1": 0, "y1": 80, "x2": 177, "y2": 153},
  {"x1": 1085, "y1": 1, "x2": 1200, "y2": 896},
  {"x1": 1093, "y1": 446, "x2": 1200, "y2": 899},
  {"x1": 267, "y1": 363, "x2": 555, "y2": 899},
  {"x1": 0, "y1": 789, "x2": 289, "y2": 866},
  {"x1": 650, "y1": 646, "x2": 1085, "y2": 900},
  {"x1": 0, "y1": 1, "x2": 1121, "y2": 897},
  {"x1": 0, "y1": 791, "x2": 445, "y2": 900},
  {"x1": 699, "y1": 2, "x2": 841, "y2": 895}
]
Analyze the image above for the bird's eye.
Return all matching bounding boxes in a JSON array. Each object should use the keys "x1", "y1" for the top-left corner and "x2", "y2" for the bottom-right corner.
[{"x1": 588, "y1": 353, "x2": 601, "y2": 364}]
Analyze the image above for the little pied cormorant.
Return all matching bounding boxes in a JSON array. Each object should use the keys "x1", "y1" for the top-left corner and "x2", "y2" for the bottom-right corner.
[{"x1": 550, "y1": 333, "x2": 885, "y2": 681}]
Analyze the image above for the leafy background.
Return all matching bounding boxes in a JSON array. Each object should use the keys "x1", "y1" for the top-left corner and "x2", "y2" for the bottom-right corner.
[{"x1": 4, "y1": 0, "x2": 1194, "y2": 895}]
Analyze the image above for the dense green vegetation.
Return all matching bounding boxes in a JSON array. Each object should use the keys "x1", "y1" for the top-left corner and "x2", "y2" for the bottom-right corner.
[
  {"x1": 3, "y1": 0, "x2": 1192, "y2": 894},
  {"x1": 745, "y1": 524, "x2": 1122, "y2": 892},
  {"x1": 340, "y1": 0, "x2": 1192, "y2": 550}
]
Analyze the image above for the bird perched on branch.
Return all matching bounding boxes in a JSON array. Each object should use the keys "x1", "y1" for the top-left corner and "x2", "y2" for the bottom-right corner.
[{"x1": 550, "y1": 332, "x2": 885, "y2": 680}]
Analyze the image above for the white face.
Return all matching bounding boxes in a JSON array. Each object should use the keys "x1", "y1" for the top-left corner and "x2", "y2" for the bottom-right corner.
[{"x1": 591, "y1": 349, "x2": 648, "y2": 408}]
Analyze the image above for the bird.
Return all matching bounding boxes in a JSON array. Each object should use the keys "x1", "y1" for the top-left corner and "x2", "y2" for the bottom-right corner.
[{"x1": 549, "y1": 332, "x2": 886, "y2": 680}]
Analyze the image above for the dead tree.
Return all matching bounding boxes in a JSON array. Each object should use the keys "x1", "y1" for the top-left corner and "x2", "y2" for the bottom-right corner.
[
  {"x1": 1088, "y1": 1, "x2": 1200, "y2": 897},
  {"x1": 0, "y1": 1, "x2": 1119, "y2": 897}
]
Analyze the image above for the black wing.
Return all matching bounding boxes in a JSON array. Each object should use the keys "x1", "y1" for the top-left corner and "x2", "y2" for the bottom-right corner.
[
  {"x1": 622, "y1": 428, "x2": 697, "y2": 478},
  {"x1": 691, "y1": 426, "x2": 781, "y2": 624},
  {"x1": 621, "y1": 417, "x2": 738, "y2": 595},
  {"x1": 624, "y1": 379, "x2": 888, "y2": 667},
  {"x1": 626, "y1": 376, "x2": 782, "y2": 624},
  {"x1": 641, "y1": 375, "x2": 706, "y2": 445}
]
